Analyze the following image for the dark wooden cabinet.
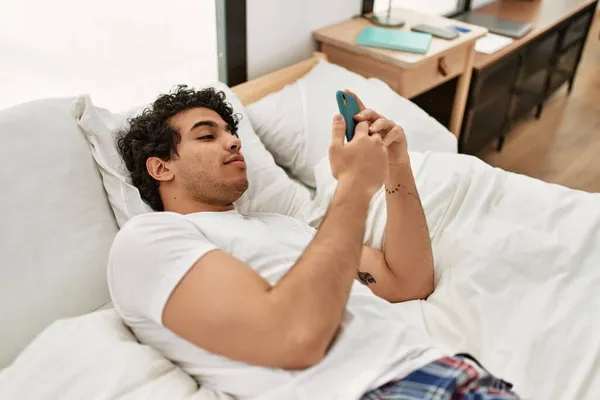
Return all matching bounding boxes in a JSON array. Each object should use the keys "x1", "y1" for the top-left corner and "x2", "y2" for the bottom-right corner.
[
  {"x1": 458, "y1": 2, "x2": 597, "y2": 155},
  {"x1": 458, "y1": 52, "x2": 520, "y2": 154}
]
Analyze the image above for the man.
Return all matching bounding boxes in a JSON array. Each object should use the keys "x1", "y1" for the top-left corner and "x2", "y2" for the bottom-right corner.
[{"x1": 109, "y1": 85, "x2": 518, "y2": 399}]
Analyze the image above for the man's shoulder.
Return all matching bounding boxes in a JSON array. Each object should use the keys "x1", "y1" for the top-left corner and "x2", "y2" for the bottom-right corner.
[
  {"x1": 123, "y1": 211, "x2": 186, "y2": 227},
  {"x1": 112, "y1": 212, "x2": 193, "y2": 251},
  {"x1": 121, "y1": 211, "x2": 192, "y2": 233}
]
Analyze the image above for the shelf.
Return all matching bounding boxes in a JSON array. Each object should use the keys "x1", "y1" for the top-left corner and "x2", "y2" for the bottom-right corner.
[
  {"x1": 555, "y1": 41, "x2": 583, "y2": 72},
  {"x1": 548, "y1": 71, "x2": 571, "y2": 95},
  {"x1": 561, "y1": 10, "x2": 593, "y2": 51},
  {"x1": 510, "y1": 92, "x2": 542, "y2": 122},
  {"x1": 515, "y1": 68, "x2": 548, "y2": 95},
  {"x1": 470, "y1": 57, "x2": 520, "y2": 113},
  {"x1": 461, "y1": 91, "x2": 513, "y2": 155},
  {"x1": 521, "y1": 31, "x2": 559, "y2": 78},
  {"x1": 510, "y1": 68, "x2": 548, "y2": 122},
  {"x1": 558, "y1": 37, "x2": 584, "y2": 56}
]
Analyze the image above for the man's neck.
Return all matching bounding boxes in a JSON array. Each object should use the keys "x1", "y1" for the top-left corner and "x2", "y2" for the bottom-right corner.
[{"x1": 162, "y1": 195, "x2": 235, "y2": 215}]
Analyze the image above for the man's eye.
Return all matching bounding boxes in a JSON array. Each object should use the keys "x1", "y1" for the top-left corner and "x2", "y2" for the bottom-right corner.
[{"x1": 198, "y1": 135, "x2": 214, "y2": 140}]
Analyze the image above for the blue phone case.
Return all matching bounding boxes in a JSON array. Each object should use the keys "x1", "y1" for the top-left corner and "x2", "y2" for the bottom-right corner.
[{"x1": 336, "y1": 90, "x2": 360, "y2": 141}]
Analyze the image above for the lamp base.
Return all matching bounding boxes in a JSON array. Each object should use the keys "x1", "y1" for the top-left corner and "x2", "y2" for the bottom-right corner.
[{"x1": 369, "y1": 14, "x2": 405, "y2": 28}]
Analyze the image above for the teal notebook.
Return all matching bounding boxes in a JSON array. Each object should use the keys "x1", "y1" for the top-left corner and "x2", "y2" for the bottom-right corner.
[{"x1": 356, "y1": 27, "x2": 432, "y2": 54}]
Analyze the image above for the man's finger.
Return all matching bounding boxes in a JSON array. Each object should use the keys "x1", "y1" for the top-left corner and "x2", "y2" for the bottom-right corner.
[
  {"x1": 354, "y1": 109, "x2": 381, "y2": 123},
  {"x1": 343, "y1": 89, "x2": 367, "y2": 111},
  {"x1": 382, "y1": 126, "x2": 404, "y2": 147},
  {"x1": 331, "y1": 114, "x2": 346, "y2": 147},
  {"x1": 382, "y1": 133, "x2": 396, "y2": 147},
  {"x1": 369, "y1": 132, "x2": 384, "y2": 144},
  {"x1": 369, "y1": 118, "x2": 395, "y2": 133},
  {"x1": 353, "y1": 121, "x2": 370, "y2": 140}
]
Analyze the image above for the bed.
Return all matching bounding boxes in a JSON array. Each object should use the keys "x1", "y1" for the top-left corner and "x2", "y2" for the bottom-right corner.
[{"x1": 1, "y1": 52, "x2": 600, "y2": 400}]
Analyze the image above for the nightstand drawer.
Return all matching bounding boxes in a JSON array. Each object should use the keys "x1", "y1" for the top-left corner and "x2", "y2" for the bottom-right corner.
[
  {"x1": 398, "y1": 44, "x2": 469, "y2": 98},
  {"x1": 321, "y1": 42, "x2": 470, "y2": 99}
]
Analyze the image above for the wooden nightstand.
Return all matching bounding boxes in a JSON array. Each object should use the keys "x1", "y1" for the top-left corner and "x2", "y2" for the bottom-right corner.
[{"x1": 313, "y1": 9, "x2": 487, "y2": 137}]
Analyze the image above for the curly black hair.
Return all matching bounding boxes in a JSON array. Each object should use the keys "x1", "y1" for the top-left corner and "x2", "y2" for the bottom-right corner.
[{"x1": 117, "y1": 85, "x2": 240, "y2": 211}]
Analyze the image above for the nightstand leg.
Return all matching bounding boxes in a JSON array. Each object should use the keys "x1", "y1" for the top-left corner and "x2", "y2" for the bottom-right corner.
[
  {"x1": 568, "y1": 78, "x2": 575, "y2": 95},
  {"x1": 535, "y1": 103, "x2": 544, "y2": 119},
  {"x1": 497, "y1": 135, "x2": 506, "y2": 152},
  {"x1": 449, "y1": 43, "x2": 476, "y2": 139}
]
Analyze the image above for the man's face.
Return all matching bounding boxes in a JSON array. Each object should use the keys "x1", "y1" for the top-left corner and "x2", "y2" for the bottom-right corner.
[{"x1": 166, "y1": 107, "x2": 248, "y2": 206}]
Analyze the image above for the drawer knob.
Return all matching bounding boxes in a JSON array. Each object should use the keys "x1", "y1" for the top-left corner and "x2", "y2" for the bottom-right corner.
[{"x1": 438, "y1": 57, "x2": 450, "y2": 77}]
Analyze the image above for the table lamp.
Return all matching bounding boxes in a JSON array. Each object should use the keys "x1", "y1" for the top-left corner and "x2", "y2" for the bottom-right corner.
[{"x1": 369, "y1": 0, "x2": 405, "y2": 27}]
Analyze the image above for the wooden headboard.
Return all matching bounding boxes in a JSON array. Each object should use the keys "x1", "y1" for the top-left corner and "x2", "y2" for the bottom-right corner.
[{"x1": 232, "y1": 52, "x2": 326, "y2": 106}]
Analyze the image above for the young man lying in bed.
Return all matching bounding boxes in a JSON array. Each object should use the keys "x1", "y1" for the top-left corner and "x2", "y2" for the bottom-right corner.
[{"x1": 109, "y1": 86, "x2": 519, "y2": 399}]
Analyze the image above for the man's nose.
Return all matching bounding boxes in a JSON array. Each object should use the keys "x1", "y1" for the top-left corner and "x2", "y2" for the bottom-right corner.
[{"x1": 226, "y1": 135, "x2": 242, "y2": 151}]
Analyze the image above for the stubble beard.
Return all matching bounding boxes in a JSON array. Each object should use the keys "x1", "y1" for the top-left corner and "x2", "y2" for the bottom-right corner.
[{"x1": 183, "y1": 168, "x2": 249, "y2": 207}]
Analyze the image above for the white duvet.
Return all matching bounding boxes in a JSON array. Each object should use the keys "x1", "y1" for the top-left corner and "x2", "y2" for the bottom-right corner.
[
  {"x1": 3, "y1": 152, "x2": 599, "y2": 400},
  {"x1": 312, "y1": 151, "x2": 600, "y2": 400}
]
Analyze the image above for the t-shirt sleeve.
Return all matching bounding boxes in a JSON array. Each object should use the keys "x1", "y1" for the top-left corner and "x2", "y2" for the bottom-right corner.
[
  {"x1": 108, "y1": 212, "x2": 217, "y2": 326},
  {"x1": 303, "y1": 223, "x2": 317, "y2": 237}
]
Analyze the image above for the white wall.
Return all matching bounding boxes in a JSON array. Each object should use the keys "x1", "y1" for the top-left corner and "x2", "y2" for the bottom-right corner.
[
  {"x1": 374, "y1": 0, "x2": 463, "y2": 15},
  {"x1": 374, "y1": 0, "x2": 498, "y2": 15},
  {"x1": 471, "y1": 0, "x2": 497, "y2": 9},
  {"x1": 246, "y1": 0, "x2": 362, "y2": 79},
  {"x1": 0, "y1": 0, "x2": 218, "y2": 111}
]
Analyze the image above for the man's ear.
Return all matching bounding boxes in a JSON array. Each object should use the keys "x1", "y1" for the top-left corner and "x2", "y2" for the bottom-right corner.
[{"x1": 146, "y1": 157, "x2": 175, "y2": 182}]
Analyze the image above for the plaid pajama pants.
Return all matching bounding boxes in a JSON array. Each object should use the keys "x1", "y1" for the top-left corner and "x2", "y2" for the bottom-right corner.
[{"x1": 361, "y1": 355, "x2": 519, "y2": 400}]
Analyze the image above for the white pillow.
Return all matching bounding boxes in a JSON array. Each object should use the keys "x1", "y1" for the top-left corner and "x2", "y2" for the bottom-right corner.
[
  {"x1": 0, "y1": 309, "x2": 232, "y2": 400},
  {"x1": 0, "y1": 98, "x2": 118, "y2": 367},
  {"x1": 73, "y1": 82, "x2": 313, "y2": 228},
  {"x1": 246, "y1": 59, "x2": 457, "y2": 188}
]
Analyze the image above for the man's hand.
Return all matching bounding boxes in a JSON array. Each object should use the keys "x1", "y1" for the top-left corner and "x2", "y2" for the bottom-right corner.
[
  {"x1": 329, "y1": 113, "x2": 388, "y2": 196},
  {"x1": 344, "y1": 89, "x2": 409, "y2": 167}
]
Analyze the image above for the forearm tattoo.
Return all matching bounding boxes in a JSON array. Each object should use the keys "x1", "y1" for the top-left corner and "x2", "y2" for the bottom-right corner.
[{"x1": 358, "y1": 271, "x2": 376, "y2": 285}]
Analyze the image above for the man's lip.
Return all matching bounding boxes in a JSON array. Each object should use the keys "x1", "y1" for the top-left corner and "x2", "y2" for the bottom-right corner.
[
  {"x1": 227, "y1": 160, "x2": 246, "y2": 169},
  {"x1": 224, "y1": 154, "x2": 245, "y2": 164}
]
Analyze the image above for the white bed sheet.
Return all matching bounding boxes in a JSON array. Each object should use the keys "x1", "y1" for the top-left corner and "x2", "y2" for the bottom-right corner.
[{"x1": 312, "y1": 151, "x2": 600, "y2": 400}]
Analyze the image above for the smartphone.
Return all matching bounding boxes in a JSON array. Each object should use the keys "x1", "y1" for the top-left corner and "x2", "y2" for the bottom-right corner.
[
  {"x1": 336, "y1": 90, "x2": 360, "y2": 142},
  {"x1": 411, "y1": 24, "x2": 458, "y2": 40}
]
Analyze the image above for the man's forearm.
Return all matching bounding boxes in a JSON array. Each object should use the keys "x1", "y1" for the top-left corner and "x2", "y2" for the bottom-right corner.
[
  {"x1": 271, "y1": 179, "x2": 371, "y2": 358},
  {"x1": 383, "y1": 160, "x2": 434, "y2": 300}
]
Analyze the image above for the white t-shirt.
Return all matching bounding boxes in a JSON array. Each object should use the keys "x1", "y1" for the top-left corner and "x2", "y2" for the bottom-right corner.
[{"x1": 108, "y1": 210, "x2": 444, "y2": 400}]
